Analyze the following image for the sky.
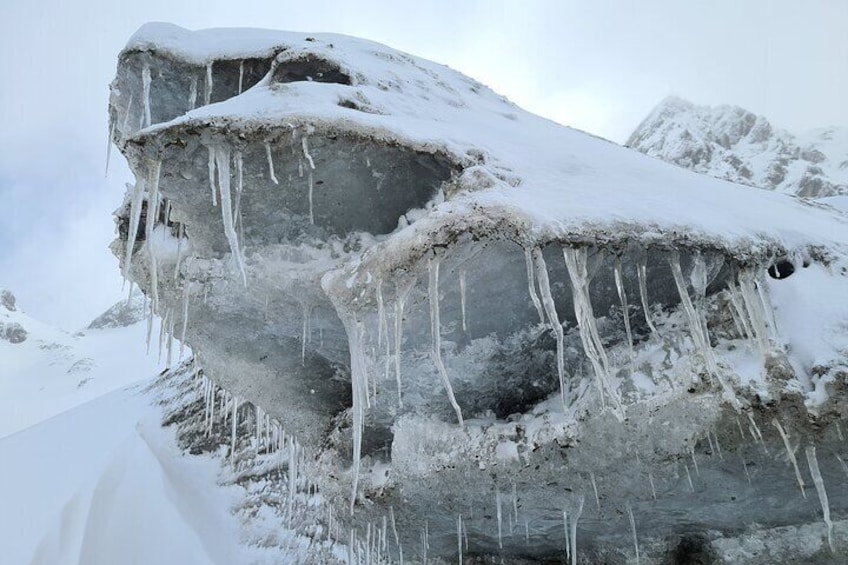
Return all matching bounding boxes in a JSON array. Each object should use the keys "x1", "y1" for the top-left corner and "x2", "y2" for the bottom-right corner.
[{"x1": 1, "y1": 0, "x2": 846, "y2": 330}]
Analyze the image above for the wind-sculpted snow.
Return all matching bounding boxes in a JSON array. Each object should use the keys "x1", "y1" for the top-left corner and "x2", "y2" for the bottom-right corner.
[{"x1": 108, "y1": 23, "x2": 848, "y2": 562}]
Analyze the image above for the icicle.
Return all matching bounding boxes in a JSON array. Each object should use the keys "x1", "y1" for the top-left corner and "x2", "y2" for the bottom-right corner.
[
  {"x1": 105, "y1": 121, "x2": 114, "y2": 177},
  {"x1": 346, "y1": 319, "x2": 368, "y2": 512},
  {"x1": 728, "y1": 285, "x2": 753, "y2": 340},
  {"x1": 837, "y1": 422, "x2": 845, "y2": 442},
  {"x1": 457, "y1": 515, "x2": 463, "y2": 565},
  {"x1": 428, "y1": 256, "x2": 464, "y2": 426},
  {"x1": 669, "y1": 252, "x2": 717, "y2": 376},
  {"x1": 264, "y1": 142, "x2": 279, "y2": 184},
  {"x1": 627, "y1": 503, "x2": 640, "y2": 565},
  {"x1": 691, "y1": 447, "x2": 700, "y2": 477},
  {"x1": 288, "y1": 437, "x2": 297, "y2": 525},
  {"x1": 648, "y1": 473, "x2": 657, "y2": 500},
  {"x1": 613, "y1": 258, "x2": 634, "y2": 361},
  {"x1": 123, "y1": 178, "x2": 146, "y2": 278},
  {"x1": 157, "y1": 308, "x2": 168, "y2": 363},
  {"x1": 512, "y1": 483, "x2": 519, "y2": 524},
  {"x1": 238, "y1": 60, "x2": 244, "y2": 94},
  {"x1": 738, "y1": 268, "x2": 771, "y2": 356},
  {"x1": 532, "y1": 248, "x2": 569, "y2": 409},
  {"x1": 563, "y1": 247, "x2": 623, "y2": 415},
  {"x1": 214, "y1": 146, "x2": 247, "y2": 285},
  {"x1": 459, "y1": 267, "x2": 468, "y2": 333},
  {"x1": 166, "y1": 308, "x2": 175, "y2": 367},
  {"x1": 301, "y1": 134, "x2": 316, "y2": 170},
  {"x1": 234, "y1": 151, "x2": 244, "y2": 229},
  {"x1": 524, "y1": 518, "x2": 530, "y2": 544},
  {"x1": 496, "y1": 490, "x2": 503, "y2": 549},
  {"x1": 524, "y1": 248, "x2": 546, "y2": 323},
  {"x1": 122, "y1": 92, "x2": 133, "y2": 131},
  {"x1": 207, "y1": 147, "x2": 218, "y2": 207},
  {"x1": 684, "y1": 464, "x2": 694, "y2": 492},
  {"x1": 569, "y1": 496, "x2": 583, "y2": 565},
  {"x1": 637, "y1": 255, "x2": 658, "y2": 335},
  {"x1": 307, "y1": 170, "x2": 315, "y2": 224},
  {"x1": 188, "y1": 76, "x2": 197, "y2": 110},
  {"x1": 173, "y1": 224, "x2": 184, "y2": 281},
  {"x1": 747, "y1": 413, "x2": 767, "y2": 454},
  {"x1": 301, "y1": 305, "x2": 309, "y2": 365},
  {"x1": 389, "y1": 506, "x2": 402, "y2": 563},
  {"x1": 590, "y1": 472, "x2": 600, "y2": 509},
  {"x1": 204, "y1": 62, "x2": 213, "y2": 105},
  {"x1": 562, "y1": 510, "x2": 570, "y2": 560},
  {"x1": 772, "y1": 418, "x2": 806, "y2": 499},
  {"x1": 805, "y1": 446, "x2": 834, "y2": 552},
  {"x1": 230, "y1": 396, "x2": 239, "y2": 466},
  {"x1": 713, "y1": 431, "x2": 724, "y2": 460},
  {"x1": 146, "y1": 160, "x2": 162, "y2": 311},
  {"x1": 141, "y1": 63, "x2": 152, "y2": 128},
  {"x1": 394, "y1": 279, "x2": 413, "y2": 409},
  {"x1": 741, "y1": 455, "x2": 752, "y2": 485}
]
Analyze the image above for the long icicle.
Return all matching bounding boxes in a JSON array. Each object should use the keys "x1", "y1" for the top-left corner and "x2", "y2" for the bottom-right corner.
[
  {"x1": 238, "y1": 60, "x2": 244, "y2": 94},
  {"x1": 214, "y1": 146, "x2": 247, "y2": 285},
  {"x1": 569, "y1": 496, "x2": 584, "y2": 565},
  {"x1": 123, "y1": 178, "x2": 147, "y2": 278},
  {"x1": 563, "y1": 247, "x2": 622, "y2": 415},
  {"x1": 204, "y1": 62, "x2": 213, "y2": 105},
  {"x1": 265, "y1": 142, "x2": 279, "y2": 184},
  {"x1": 524, "y1": 248, "x2": 546, "y2": 323},
  {"x1": 614, "y1": 257, "x2": 635, "y2": 362},
  {"x1": 429, "y1": 256, "x2": 464, "y2": 426},
  {"x1": 302, "y1": 135, "x2": 316, "y2": 224},
  {"x1": 773, "y1": 418, "x2": 807, "y2": 499},
  {"x1": 188, "y1": 76, "x2": 197, "y2": 110},
  {"x1": 141, "y1": 63, "x2": 152, "y2": 128},
  {"x1": 394, "y1": 278, "x2": 414, "y2": 409},
  {"x1": 532, "y1": 248, "x2": 568, "y2": 410},
  {"x1": 145, "y1": 160, "x2": 162, "y2": 312},
  {"x1": 637, "y1": 255, "x2": 659, "y2": 335},
  {"x1": 806, "y1": 446, "x2": 834, "y2": 552},
  {"x1": 669, "y1": 252, "x2": 717, "y2": 376},
  {"x1": 207, "y1": 146, "x2": 218, "y2": 207},
  {"x1": 627, "y1": 503, "x2": 640, "y2": 564},
  {"x1": 346, "y1": 318, "x2": 368, "y2": 512},
  {"x1": 459, "y1": 267, "x2": 467, "y2": 333}
]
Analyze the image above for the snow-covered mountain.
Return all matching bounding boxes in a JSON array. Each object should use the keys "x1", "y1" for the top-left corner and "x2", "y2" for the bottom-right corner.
[
  {"x1": 0, "y1": 288, "x2": 161, "y2": 436},
  {"x1": 627, "y1": 96, "x2": 848, "y2": 197}
]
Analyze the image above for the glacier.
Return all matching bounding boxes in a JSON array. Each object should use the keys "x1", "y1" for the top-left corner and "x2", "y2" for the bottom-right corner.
[{"x1": 104, "y1": 23, "x2": 848, "y2": 563}]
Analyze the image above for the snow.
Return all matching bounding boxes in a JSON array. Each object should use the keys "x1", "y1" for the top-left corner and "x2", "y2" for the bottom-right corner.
[
  {"x1": 126, "y1": 25, "x2": 848, "y2": 266},
  {"x1": 0, "y1": 299, "x2": 164, "y2": 437}
]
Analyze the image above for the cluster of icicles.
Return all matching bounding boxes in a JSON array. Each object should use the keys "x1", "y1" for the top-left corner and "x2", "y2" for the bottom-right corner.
[
  {"x1": 183, "y1": 364, "x2": 414, "y2": 565},
  {"x1": 343, "y1": 244, "x2": 780, "y2": 514},
  {"x1": 190, "y1": 359, "x2": 840, "y2": 564}
]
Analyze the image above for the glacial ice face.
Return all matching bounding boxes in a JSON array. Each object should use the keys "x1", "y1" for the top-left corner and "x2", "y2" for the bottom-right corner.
[{"x1": 109, "y1": 24, "x2": 848, "y2": 563}]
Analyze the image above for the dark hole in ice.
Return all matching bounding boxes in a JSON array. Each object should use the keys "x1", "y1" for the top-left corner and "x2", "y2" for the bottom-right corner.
[
  {"x1": 767, "y1": 259, "x2": 795, "y2": 280},
  {"x1": 664, "y1": 532, "x2": 717, "y2": 565},
  {"x1": 272, "y1": 55, "x2": 352, "y2": 85}
]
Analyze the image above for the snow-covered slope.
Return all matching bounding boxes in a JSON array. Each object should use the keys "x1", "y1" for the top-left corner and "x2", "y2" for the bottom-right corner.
[
  {"x1": 0, "y1": 289, "x2": 165, "y2": 437},
  {"x1": 627, "y1": 96, "x2": 848, "y2": 197}
]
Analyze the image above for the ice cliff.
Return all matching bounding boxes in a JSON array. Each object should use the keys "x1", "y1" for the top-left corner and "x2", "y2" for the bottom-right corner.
[
  {"x1": 108, "y1": 23, "x2": 848, "y2": 563},
  {"x1": 627, "y1": 96, "x2": 848, "y2": 198}
]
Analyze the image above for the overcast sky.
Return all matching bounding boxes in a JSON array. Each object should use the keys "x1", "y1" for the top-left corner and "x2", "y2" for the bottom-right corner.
[{"x1": 1, "y1": 0, "x2": 846, "y2": 330}]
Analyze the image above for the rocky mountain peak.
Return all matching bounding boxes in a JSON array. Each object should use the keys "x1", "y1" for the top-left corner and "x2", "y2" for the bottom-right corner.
[{"x1": 627, "y1": 97, "x2": 848, "y2": 198}]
